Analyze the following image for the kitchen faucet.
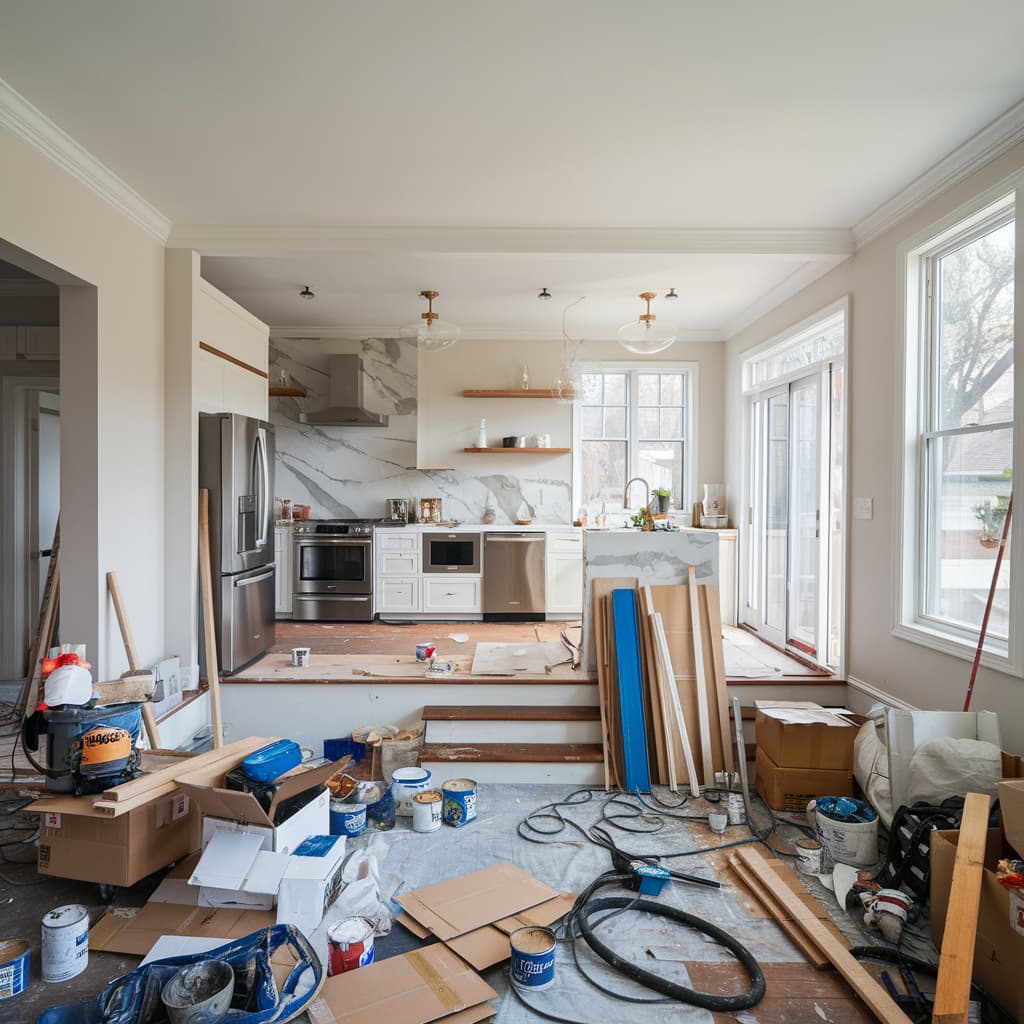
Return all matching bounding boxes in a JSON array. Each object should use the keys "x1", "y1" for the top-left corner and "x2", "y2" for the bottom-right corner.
[{"x1": 623, "y1": 477, "x2": 654, "y2": 532}]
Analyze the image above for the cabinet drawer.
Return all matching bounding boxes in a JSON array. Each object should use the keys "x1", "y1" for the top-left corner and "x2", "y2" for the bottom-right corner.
[
  {"x1": 378, "y1": 531, "x2": 418, "y2": 553},
  {"x1": 423, "y1": 577, "x2": 481, "y2": 613},
  {"x1": 379, "y1": 551, "x2": 420, "y2": 576},
  {"x1": 378, "y1": 577, "x2": 421, "y2": 613},
  {"x1": 547, "y1": 531, "x2": 583, "y2": 553}
]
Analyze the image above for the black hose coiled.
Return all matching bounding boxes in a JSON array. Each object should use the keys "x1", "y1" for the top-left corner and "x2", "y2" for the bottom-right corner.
[{"x1": 576, "y1": 896, "x2": 767, "y2": 1011}]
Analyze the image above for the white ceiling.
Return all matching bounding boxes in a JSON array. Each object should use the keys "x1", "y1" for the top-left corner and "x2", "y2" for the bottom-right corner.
[{"x1": 2, "y1": 1, "x2": 1023, "y2": 337}]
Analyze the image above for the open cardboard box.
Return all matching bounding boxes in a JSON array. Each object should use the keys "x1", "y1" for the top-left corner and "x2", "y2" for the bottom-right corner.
[{"x1": 754, "y1": 700, "x2": 859, "y2": 770}]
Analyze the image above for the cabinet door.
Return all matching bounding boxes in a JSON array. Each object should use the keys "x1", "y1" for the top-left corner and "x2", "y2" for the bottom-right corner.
[
  {"x1": 18, "y1": 325, "x2": 60, "y2": 359},
  {"x1": 423, "y1": 577, "x2": 481, "y2": 613},
  {"x1": 718, "y1": 532, "x2": 737, "y2": 627},
  {"x1": 275, "y1": 528, "x2": 293, "y2": 616},
  {"x1": 546, "y1": 553, "x2": 583, "y2": 614},
  {"x1": 379, "y1": 577, "x2": 421, "y2": 613},
  {"x1": 0, "y1": 326, "x2": 17, "y2": 360}
]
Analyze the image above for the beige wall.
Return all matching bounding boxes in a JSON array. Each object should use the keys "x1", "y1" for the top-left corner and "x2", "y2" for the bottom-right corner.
[{"x1": 724, "y1": 141, "x2": 1024, "y2": 750}]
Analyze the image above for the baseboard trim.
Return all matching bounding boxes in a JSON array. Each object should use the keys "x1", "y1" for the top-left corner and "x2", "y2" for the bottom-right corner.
[{"x1": 845, "y1": 674, "x2": 917, "y2": 711}]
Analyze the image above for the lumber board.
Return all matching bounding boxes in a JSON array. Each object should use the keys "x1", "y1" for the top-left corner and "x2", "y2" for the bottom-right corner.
[
  {"x1": 688, "y1": 568, "x2": 714, "y2": 786},
  {"x1": 107, "y1": 570, "x2": 161, "y2": 748},
  {"x1": 652, "y1": 612, "x2": 699, "y2": 798},
  {"x1": 198, "y1": 489, "x2": 224, "y2": 748},
  {"x1": 93, "y1": 673, "x2": 155, "y2": 706},
  {"x1": 931, "y1": 792, "x2": 992, "y2": 1024},
  {"x1": 737, "y1": 848, "x2": 911, "y2": 1024},
  {"x1": 644, "y1": 590, "x2": 676, "y2": 791},
  {"x1": 591, "y1": 578, "x2": 633, "y2": 790},
  {"x1": 612, "y1": 588, "x2": 651, "y2": 793},
  {"x1": 703, "y1": 584, "x2": 735, "y2": 774},
  {"x1": 21, "y1": 519, "x2": 60, "y2": 717},
  {"x1": 637, "y1": 587, "x2": 668, "y2": 784}
]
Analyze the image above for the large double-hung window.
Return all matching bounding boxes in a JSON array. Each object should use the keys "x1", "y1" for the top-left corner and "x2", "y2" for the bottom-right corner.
[{"x1": 899, "y1": 187, "x2": 1020, "y2": 672}]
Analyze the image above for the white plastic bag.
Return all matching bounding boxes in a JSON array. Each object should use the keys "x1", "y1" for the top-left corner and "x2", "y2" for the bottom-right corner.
[
  {"x1": 853, "y1": 706, "x2": 893, "y2": 826},
  {"x1": 905, "y1": 736, "x2": 1001, "y2": 807},
  {"x1": 330, "y1": 847, "x2": 392, "y2": 936}
]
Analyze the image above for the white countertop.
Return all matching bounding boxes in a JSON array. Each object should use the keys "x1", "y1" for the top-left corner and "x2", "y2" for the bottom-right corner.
[{"x1": 377, "y1": 522, "x2": 579, "y2": 533}]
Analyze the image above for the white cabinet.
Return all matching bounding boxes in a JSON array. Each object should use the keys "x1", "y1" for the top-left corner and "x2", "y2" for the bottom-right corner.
[
  {"x1": 378, "y1": 577, "x2": 422, "y2": 614},
  {"x1": 274, "y1": 526, "x2": 293, "y2": 617},
  {"x1": 423, "y1": 577, "x2": 481, "y2": 614},
  {"x1": 717, "y1": 529, "x2": 738, "y2": 627},
  {"x1": 375, "y1": 529, "x2": 423, "y2": 613},
  {"x1": 379, "y1": 551, "x2": 419, "y2": 575},
  {"x1": 0, "y1": 325, "x2": 60, "y2": 361},
  {"x1": 545, "y1": 531, "x2": 583, "y2": 616}
]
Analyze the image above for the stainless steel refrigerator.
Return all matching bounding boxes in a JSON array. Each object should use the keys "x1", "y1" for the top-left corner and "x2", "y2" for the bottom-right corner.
[{"x1": 198, "y1": 413, "x2": 276, "y2": 673}]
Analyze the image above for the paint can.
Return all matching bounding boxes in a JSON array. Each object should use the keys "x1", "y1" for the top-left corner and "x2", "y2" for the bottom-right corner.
[
  {"x1": 726, "y1": 792, "x2": 745, "y2": 825},
  {"x1": 0, "y1": 940, "x2": 30, "y2": 1001},
  {"x1": 412, "y1": 790, "x2": 443, "y2": 833},
  {"x1": 815, "y1": 797, "x2": 878, "y2": 867},
  {"x1": 41, "y1": 904, "x2": 89, "y2": 983},
  {"x1": 391, "y1": 767, "x2": 433, "y2": 816},
  {"x1": 327, "y1": 917, "x2": 375, "y2": 976},
  {"x1": 290, "y1": 647, "x2": 311, "y2": 667},
  {"x1": 415, "y1": 642, "x2": 436, "y2": 662},
  {"x1": 161, "y1": 959, "x2": 234, "y2": 1024},
  {"x1": 509, "y1": 926, "x2": 557, "y2": 991},
  {"x1": 329, "y1": 799, "x2": 366, "y2": 837},
  {"x1": 441, "y1": 778, "x2": 477, "y2": 828},
  {"x1": 794, "y1": 838, "x2": 825, "y2": 875},
  {"x1": 707, "y1": 810, "x2": 728, "y2": 834}
]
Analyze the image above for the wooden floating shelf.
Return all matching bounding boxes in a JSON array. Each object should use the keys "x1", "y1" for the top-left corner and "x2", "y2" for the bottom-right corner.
[
  {"x1": 462, "y1": 388, "x2": 574, "y2": 399},
  {"x1": 269, "y1": 385, "x2": 307, "y2": 397},
  {"x1": 463, "y1": 447, "x2": 571, "y2": 454}
]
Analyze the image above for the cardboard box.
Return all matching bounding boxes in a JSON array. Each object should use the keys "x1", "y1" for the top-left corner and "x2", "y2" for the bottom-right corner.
[
  {"x1": 998, "y1": 779, "x2": 1024, "y2": 857},
  {"x1": 30, "y1": 788, "x2": 199, "y2": 887},
  {"x1": 931, "y1": 828, "x2": 1024, "y2": 1023},
  {"x1": 188, "y1": 830, "x2": 290, "y2": 910},
  {"x1": 755, "y1": 746, "x2": 853, "y2": 812},
  {"x1": 277, "y1": 834, "x2": 347, "y2": 938},
  {"x1": 754, "y1": 700, "x2": 858, "y2": 770}
]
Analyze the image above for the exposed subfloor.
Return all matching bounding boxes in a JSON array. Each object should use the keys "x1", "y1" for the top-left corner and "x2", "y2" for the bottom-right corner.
[{"x1": 0, "y1": 782, "x2": 937, "y2": 1024}]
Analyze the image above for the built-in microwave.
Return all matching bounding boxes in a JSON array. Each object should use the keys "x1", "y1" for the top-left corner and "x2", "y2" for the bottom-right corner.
[{"x1": 422, "y1": 532, "x2": 481, "y2": 573}]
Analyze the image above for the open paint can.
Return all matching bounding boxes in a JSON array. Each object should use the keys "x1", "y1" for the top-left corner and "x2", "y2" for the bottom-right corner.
[
  {"x1": 412, "y1": 790, "x2": 443, "y2": 833},
  {"x1": 509, "y1": 926, "x2": 556, "y2": 990},
  {"x1": 391, "y1": 767, "x2": 433, "y2": 816},
  {"x1": 328, "y1": 917, "x2": 375, "y2": 975},
  {"x1": 794, "y1": 838, "x2": 825, "y2": 875},
  {"x1": 329, "y1": 799, "x2": 366, "y2": 837},
  {"x1": 0, "y1": 940, "x2": 30, "y2": 1000},
  {"x1": 161, "y1": 959, "x2": 234, "y2": 1024},
  {"x1": 442, "y1": 778, "x2": 477, "y2": 828},
  {"x1": 41, "y1": 904, "x2": 89, "y2": 983}
]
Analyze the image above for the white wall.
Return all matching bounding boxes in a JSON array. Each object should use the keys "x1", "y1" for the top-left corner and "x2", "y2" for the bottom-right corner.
[{"x1": 724, "y1": 141, "x2": 1024, "y2": 751}]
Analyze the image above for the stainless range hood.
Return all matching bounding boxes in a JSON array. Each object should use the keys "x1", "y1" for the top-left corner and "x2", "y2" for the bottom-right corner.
[{"x1": 299, "y1": 354, "x2": 389, "y2": 427}]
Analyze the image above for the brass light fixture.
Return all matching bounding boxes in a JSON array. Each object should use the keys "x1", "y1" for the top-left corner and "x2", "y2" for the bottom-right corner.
[
  {"x1": 618, "y1": 291, "x2": 677, "y2": 355},
  {"x1": 400, "y1": 290, "x2": 460, "y2": 353}
]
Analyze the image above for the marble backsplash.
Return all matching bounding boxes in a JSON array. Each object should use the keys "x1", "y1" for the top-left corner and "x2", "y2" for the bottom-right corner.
[{"x1": 269, "y1": 336, "x2": 571, "y2": 524}]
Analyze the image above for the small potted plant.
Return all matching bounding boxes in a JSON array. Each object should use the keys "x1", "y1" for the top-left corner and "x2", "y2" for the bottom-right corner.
[
  {"x1": 973, "y1": 499, "x2": 1004, "y2": 548},
  {"x1": 653, "y1": 488, "x2": 671, "y2": 515}
]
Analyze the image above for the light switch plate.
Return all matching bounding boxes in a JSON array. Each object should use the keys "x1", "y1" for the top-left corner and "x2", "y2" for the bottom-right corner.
[{"x1": 854, "y1": 497, "x2": 873, "y2": 520}]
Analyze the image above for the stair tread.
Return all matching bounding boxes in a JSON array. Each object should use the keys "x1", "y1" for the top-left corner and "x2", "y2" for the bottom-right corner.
[
  {"x1": 422, "y1": 704, "x2": 600, "y2": 722},
  {"x1": 420, "y1": 742, "x2": 604, "y2": 764}
]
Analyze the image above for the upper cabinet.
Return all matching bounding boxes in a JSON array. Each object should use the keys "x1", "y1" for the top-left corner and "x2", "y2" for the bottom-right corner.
[{"x1": 0, "y1": 325, "x2": 59, "y2": 361}]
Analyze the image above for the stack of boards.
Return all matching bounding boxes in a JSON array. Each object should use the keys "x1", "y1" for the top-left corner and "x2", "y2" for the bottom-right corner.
[{"x1": 592, "y1": 568, "x2": 734, "y2": 793}]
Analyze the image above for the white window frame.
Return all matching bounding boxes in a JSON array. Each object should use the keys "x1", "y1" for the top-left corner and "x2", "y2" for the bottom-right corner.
[
  {"x1": 572, "y1": 361, "x2": 698, "y2": 514},
  {"x1": 895, "y1": 175, "x2": 1023, "y2": 677}
]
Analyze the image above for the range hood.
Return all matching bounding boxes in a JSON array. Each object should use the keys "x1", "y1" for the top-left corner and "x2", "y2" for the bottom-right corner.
[{"x1": 299, "y1": 354, "x2": 389, "y2": 427}]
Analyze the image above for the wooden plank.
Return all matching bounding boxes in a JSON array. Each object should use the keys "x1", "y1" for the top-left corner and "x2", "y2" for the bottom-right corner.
[
  {"x1": 931, "y1": 792, "x2": 992, "y2": 1024},
  {"x1": 703, "y1": 584, "x2": 735, "y2": 774},
  {"x1": 93, "y1": 673, "x2": 155, "y2": 706},
  {"x1": 462, "y1": 388, "x2": 570, "y2": 399},
  {"x1": 737, "y1": 848, "x2": 912, "y2": 1024},
  {"x1": 198, "y1": 340, "x2": 268, "y2": 379},
  {"x1": 421, "y1": 705, "x2": 600, "y2": 722},
  {"x1": 638, "y1": 587, "x2": 668, "y2": 784},
  {"x1": 198, "y1": 489, "x2": 224, "y2": 749},
  {"x1": 612, "y1": 588, "x2": 651, "y2": 793},
  {"x1": 652, "y1": 612, "x2": 700, "y2": 798},
  {"x1": 688, "y1": 568, "x2": 714, "y2": 787},
  {"x1": 462, "y1": 447, "x2": 571, "y2": 454},
  {"x1": 592, "y1": 578, "x2": 633, "y2": 791},
  {"x1": 106, "y1": 570, "x2": 161, "y2": 749},
  {"x1": 419, "y1": 742, "x2": 604, "y2": 763}
]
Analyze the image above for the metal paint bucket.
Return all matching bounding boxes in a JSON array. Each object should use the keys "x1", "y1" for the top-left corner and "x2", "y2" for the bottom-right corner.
[
  {"x1": 161, "y1": 959, "x2": 235, "y2": 1024},
  {"x1": 441, "y1": 778, "x2": 478, "y2": 828},
  {"x1": 0, "y1": 940, "x2": 30, "y2": 1000},
  {"x1": 391, "y1": 767, "x2": 432, "y2": 816},
  {"x1": 41, "y1": 904, "x2": 88, "y2": 983},
  {"x1": 509, "y1": 926, "x2": 557, "y2": 990},
  {"x1": 291, "y1": 647, "x2": 311, "y2": 667},
  {"x1": 329, "y1": 799, "x2": 366, "y2": 837},
  {"x1": 412, "y1": 790, "x2": 443, "y2": 833},
  {"x1": 327, "y1": 917, "x2": 375, "y2": 975},
  {"x1": 794, "y1": 838, "x2": 825, "y2": 875}
]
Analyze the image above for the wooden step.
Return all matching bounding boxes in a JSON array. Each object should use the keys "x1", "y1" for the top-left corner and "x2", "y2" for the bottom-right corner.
[
  {"x1": 422, "y1": 704, "x2": 600, "y2": 722},
  {"x1": 420, "y1": 742, "x2": 604, "y2": 764}
]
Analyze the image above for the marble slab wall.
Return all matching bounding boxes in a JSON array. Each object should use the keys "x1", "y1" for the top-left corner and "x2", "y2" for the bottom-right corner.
[
  {"x1": 269, "y1": 337, "x2": 571, "y2": 523},
  {"x1": 582, "y1": 528, "x2": 720, "y2": 671}
]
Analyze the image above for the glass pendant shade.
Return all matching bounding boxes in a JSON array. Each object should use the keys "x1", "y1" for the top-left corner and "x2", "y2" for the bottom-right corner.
[
  {"x1": 399, "y1": 318, "x2": 460, "y2": 352},
  {"x1": 617, "y1": 319, "x2": 677, "y2": 355},
  {"x1": 552, "y1": 359, "x2": 582, "y2": 403}
]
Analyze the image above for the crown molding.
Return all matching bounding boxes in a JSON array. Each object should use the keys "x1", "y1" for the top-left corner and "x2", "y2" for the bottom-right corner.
[
  {"x1": 0, "y1": 76, "x2": 171, "y2": 244},
  {"x1": 853, "y1": 98, "x2": 1024, "y2": 249},
  {"x1": 173, "y1": 223, "x2": 854, "y2": 257},
  {"x1": 268, "y1": 323, "x2": 723, "y2": 344}
]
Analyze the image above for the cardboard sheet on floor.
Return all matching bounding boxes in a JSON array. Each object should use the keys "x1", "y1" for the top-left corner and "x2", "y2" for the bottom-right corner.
[
  {"x1": 470, "y1": 641, "x2": 571, "y2": 675},
  {"x1": 396, "y1": 862, "x2": 558, "y2": 941},
  {"x1": 308, "y1": 943, "x2": 496, "y2": 1024}
]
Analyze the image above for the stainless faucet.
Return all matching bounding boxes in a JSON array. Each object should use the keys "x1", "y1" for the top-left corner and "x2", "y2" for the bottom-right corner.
[{"x1": 623, "y1": 477, "x2": 654, "y2": 531}]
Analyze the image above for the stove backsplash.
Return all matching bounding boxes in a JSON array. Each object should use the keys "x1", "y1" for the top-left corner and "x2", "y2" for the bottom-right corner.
[{"x1": 269, "y1": 337, "x2": 571, "y2": 524}]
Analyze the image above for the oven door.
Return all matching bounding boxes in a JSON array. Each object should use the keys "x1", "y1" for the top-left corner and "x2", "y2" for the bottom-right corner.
[
  {"x1": 422, "y1": 532, "x2": 481, "y2": 573},
  {"x1": 293, "y1": 536, "x2": 372, "y2": 594}
]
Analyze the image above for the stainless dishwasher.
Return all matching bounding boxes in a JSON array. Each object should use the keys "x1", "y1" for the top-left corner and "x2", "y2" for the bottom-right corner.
[{"x1": 483, "y1": 532, "x2": 546, "y2": 620}]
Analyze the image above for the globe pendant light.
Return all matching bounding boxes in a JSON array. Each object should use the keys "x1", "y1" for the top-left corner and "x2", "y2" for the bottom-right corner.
[
  {"x1": 400, "y1": 290, "x2": 460, "y2": 352},
  {"x1": 618, "y1": 291, "x2": 677, "y2": 355}
]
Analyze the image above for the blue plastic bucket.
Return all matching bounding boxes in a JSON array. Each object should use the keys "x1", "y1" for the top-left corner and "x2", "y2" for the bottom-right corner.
[
  {"x1": 509, "y1": 927, "x2": 556, "y2": 990},
  {"x1": 0, "y1": 940, "x2": 30, "y2": 1000},
  {"x1": 329, "y1": 800, "x2": 366, "y2": 837}
]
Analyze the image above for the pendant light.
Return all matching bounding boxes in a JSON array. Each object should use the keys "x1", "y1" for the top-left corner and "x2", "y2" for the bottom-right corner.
[
  {"x1": 618, "y1": 291, "x2": 677, "y2": 355},
  {"x1": 400, "y1": 290, "x2": 460, "y2": 352},
  {"x1": 552, "y1": 296, "x2": 586, "y2": 404}
]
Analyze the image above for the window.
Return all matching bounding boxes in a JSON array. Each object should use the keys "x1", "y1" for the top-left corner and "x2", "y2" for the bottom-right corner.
[
  {"x1": 899, "y1": 189, "x2": 1019, "y2": 671},
  {"x1": 578, "y1": 365, "x2": 694, "y2": 512}
]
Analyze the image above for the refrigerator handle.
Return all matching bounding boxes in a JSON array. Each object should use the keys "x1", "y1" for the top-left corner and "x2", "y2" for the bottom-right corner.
[{"x1": 255, "y1": 428, "x2": 270, "y2": 549}]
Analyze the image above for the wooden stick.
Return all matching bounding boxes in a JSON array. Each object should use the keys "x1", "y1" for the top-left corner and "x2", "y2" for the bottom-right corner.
[
  {"x1": 106, "y1": 570, "x2": 161, "y2": 748},
  {"x1": 198, "y1": 489, "x2": 224, "y2": 749},
  {"x1": 737, "y1": 848, "x2": 912, "y2": 1024},
  {"x1": 17, "y1": 519, "x2": 61, "y2": 718},
  {"x1": 932, "y1": 792, "x2": 992, "y2": 1023},
  {"x1": 703, "y1": 584, "x2": 735, "y2": 774},
  {"x1": 688, "y1": 567, "x2": 713, "y2": 786},
  {"x1": 637, "y1": 586, "x2": 668, "y2": 783},
  {"x1": 652, "y1": 612, "x2": 699, "y2": 798}
]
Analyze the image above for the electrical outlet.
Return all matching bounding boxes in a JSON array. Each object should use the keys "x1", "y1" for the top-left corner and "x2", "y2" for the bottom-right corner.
[{"x1": 854, "y1": 497, "x2": 873, "y2": 520}]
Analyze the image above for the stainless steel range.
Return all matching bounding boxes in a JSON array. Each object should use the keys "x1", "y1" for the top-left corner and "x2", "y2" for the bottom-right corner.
[{"x1": 291, "y1": 518, "x2": 384, "y2": 622}]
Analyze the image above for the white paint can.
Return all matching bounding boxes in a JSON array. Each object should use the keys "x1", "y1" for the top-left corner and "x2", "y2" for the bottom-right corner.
[
  {"x1": 391, "y1": 767, "x2": 432, "y2": 817},
  {"x1": 794, "y1": 838, "x2": 824, "y2": 875},
  {"x1": 412, "y1": 790, "x2": 443, "y2": 833},
  {"x1": 291, "y1": 647, "x2": 311, "y2": 667},
  {"x1": 41, "y1": 904, "x2": 89, "y2": 983}
]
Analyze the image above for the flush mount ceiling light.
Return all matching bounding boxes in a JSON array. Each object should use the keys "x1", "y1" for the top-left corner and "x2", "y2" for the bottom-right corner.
[
  {"x1": 300, "y1": 285, "x2": 315, "y2": 300},
  {"x1": 618, "y1": 291, "x2": 677, "y2": 355},
  {"x1": 664, "y1": 287, "x2": 678, "y2": 300},
  {"x1": 400, "y1": 289, "x2": 460, "y2": 353},
  {"x1": 538, "y1": 287, "x2": 552, "y2": 300}
]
